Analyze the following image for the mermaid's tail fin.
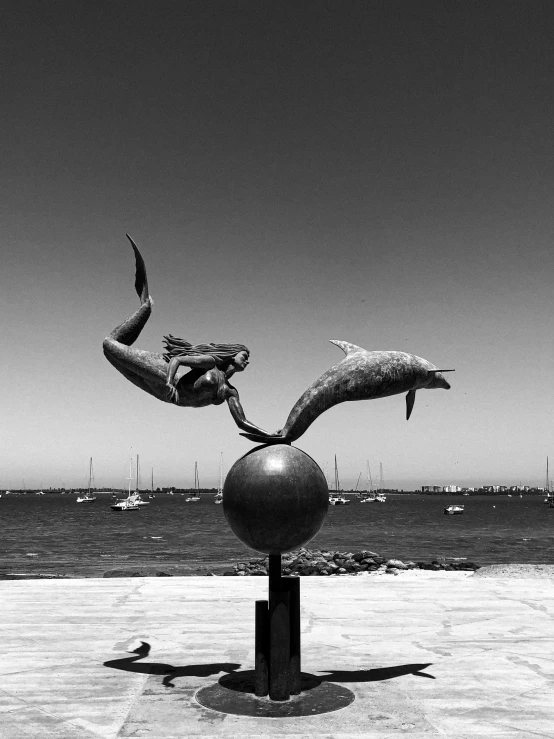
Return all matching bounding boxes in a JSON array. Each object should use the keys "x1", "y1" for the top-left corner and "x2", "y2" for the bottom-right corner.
[
  {"x1": 126, "y1": 234, "x2": 150, "y2": 304},
  {"x1": 104, "y1": 236, "x2": 153, "y2": 346}
]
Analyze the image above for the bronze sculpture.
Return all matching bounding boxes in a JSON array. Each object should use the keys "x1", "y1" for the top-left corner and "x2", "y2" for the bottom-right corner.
[
  {"x1": 103, "y1": 236, "x2": 277, "y2": 439},
  {"x1": 104, "y1": 237, "x2": 453, "y2": 445},
  {"x1": 102, "y1": 234, "x2": 454, "y2": 711}
]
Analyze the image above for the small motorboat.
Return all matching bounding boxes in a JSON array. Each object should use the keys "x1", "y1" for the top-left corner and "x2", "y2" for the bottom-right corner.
[
  {"x1": 444, "y1": 505, "x2": 464, "y2": 515},
  {"x1": 76, "y1": 493, "x2": 96, "y2": 503}
]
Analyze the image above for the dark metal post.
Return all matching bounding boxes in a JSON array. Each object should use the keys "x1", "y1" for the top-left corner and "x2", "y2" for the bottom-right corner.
[
  {"x1": 282, "y1": 576, "x2": 301, "y2": 694},
  {"x1": 254, "y1": 600, "x2": 269, "y2": 696},
  {"x1": 268, "y1": 554, "x2": 282, "y2": 592},
  {"x1": 268, "y1": 554, "x2": 291, "y2": 701}
]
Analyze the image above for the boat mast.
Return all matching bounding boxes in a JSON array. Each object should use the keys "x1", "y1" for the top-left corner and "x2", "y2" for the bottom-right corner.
[
  {"x1": 135, "y1": 454, "x2": 140, "y2": 492},
  {"x1": 334, "y1": 455, "x2": 340, "y2": 493},
  {"x1": 151, "y1": 467, "x2": 154, "y2": 493},
  {"x1": 127, "y1": 449, "x2": 133, "y2": 498},
  {"x1": 194, "y1": 461, "x2": 199, "y2": 493},
  {"x1": 546, "y1": 457, "x2": 550, "y2": 494},
  {"x1": 88, "y1": 457, "x2": 93, "y2": 495},
  {"x1": 367, "y1": 461, "x2": 372, "y2": 492},
  {"x1": 379, "y1": 462, "x2": 384, "y2": 493},
  {"x1": 354, "y1": 472, "x2": 361, "y2": 492},
  {"x1": 218, "y1": 453, "x2": 223, "y2": 494}
]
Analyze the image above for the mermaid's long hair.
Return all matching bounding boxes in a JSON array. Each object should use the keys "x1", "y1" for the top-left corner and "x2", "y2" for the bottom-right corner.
[{"x1": 162, "y1": 335, "x2": 249, "y2": 368}]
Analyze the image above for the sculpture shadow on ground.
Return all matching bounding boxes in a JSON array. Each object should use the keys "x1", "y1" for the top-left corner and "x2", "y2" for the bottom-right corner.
[
  {"x1": 218, "y1": 662, "x2": 435, "y2": 695},
  {"x1": 104, "y1": 643, "x2": 434, "y2": 691},
  {"x1": 103, "y1": 641, "x2": 241, "y2": 688},
  {"x1": 319, "y1": 663, "x2": 436, "y2": 682}
]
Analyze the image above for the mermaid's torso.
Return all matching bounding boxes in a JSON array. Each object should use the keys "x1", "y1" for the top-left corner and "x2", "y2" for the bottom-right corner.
[{"x1": 174, "y1": 368, "x2": 227, "y2": 407}]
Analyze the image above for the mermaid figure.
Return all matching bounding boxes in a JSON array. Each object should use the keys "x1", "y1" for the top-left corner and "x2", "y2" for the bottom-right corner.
[{"x1": 103, "y1": 236, "x2": 277, "y2": 438}]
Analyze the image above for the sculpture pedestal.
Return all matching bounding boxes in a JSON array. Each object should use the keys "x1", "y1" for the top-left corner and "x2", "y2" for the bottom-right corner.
[
  {"x1": 255, "y1": 555, "x2": 300, "y2": 700},
  {"x1": 195, "y1": 444, "x2": 355, "y2": 716},
  {"x1": 196, "y1": 553, "x2": 355, "y2": 717}
]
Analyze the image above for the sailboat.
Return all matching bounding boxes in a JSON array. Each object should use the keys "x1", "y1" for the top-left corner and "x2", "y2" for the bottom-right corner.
[
  {"x1": 214, "y1": 453, "x2": 223, "y2": 504},
  {"x1": 375, "y1": 462, "x2": 387, "y2": 502},
  {"x1": 186, "y1": 463, "x2": 201, "y2": 502},
  {"x1": 329, "y1": 456, "x2": 349, "y2": 505},
  {"x1": 77, "y1": 459, "x2": 97, "y2": 503},
  {"x1": 129, "y1": 455, "x2": 150, "y2": 506},
  {"x1": 544, "y1": 457, "x2": 554, "y2": 505},
  {"x1": 110, "y1": 452, "x2": 140, "y2": 511},
  {"x1": 359, "y1": 461, "x2": 376, "y2": 503}
]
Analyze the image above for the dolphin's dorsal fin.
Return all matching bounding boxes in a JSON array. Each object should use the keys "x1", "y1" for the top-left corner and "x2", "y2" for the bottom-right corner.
[{"x1": 329, "y1": 340, "x2": 365, "y2": 356}]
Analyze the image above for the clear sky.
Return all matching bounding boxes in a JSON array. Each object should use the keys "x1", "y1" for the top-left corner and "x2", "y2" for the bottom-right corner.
[{"x1": 1, "y1": 2, "x2": 553, "y2": 490}]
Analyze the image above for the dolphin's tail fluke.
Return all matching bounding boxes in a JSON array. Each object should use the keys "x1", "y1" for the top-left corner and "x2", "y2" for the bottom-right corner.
[
  {"x1": 239, "y1": 432, "x2": 289, "y2": 445},
  {"x1": 126, "y1": 234, "x2": 150, "y2": 304}
]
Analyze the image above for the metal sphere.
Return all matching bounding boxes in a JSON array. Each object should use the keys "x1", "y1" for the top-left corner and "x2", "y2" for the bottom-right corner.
[{"x1": 223, "y1": 444, "x2": 329, "y2": 555}]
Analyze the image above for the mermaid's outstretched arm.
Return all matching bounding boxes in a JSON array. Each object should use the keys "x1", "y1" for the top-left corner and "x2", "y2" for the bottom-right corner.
[
  {"x1": 102, "y1": 236, "x2": 169, "y2": 401},
  {"x1": 227, "y1": 390, "x2": 281, "y2": 438}
]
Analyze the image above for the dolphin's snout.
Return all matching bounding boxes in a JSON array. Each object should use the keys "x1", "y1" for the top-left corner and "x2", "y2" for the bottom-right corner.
[
  {"x1": 434, "y1": 373, "x2": 451, "y2": 390},
  {"x1": 427, "y1": 371, "x2": 451, "y2": 390}
]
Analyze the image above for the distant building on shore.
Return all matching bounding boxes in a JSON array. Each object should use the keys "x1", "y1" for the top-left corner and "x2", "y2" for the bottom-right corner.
[{"x1": 421, "y1": 483, "x2": 537, "y2": 495}]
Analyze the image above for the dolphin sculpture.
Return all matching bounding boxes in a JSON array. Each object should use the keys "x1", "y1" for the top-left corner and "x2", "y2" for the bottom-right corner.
[{"x1": 240, "y1": 341, "x2": 453, "y2": 443}]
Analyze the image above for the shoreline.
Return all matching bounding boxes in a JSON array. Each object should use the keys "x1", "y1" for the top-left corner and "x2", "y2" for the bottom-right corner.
[
  {"x1": 2, "y1": 565, "x2": 554, "y2": 581},
  {"x1": 3, "y1": 546, "x2": 554, "y2": 580}
]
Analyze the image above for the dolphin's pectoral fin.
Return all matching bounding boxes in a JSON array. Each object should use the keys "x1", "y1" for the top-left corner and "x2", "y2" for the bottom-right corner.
[
  {"x1": 329, "y1": 340, "x2": 365, "y2": 356},
  {"x1": 406, "y1": 390, "x2": 416, "y2": 420}
]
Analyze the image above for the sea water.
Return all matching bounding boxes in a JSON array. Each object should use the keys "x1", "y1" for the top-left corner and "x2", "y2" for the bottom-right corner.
[{"x1": 1, "y1": 494, "x2": 552, "y2": 577}]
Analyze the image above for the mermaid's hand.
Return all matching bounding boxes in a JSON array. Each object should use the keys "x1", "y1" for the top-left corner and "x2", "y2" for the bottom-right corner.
[{"x1": 166, "y1": 383, "x2": 179, "y2": 404}]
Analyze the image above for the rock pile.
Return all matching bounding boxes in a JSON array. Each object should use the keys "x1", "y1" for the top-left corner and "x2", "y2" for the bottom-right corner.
[{"x1": 223, "y1": 548, "x2": 480, "y2": 576}]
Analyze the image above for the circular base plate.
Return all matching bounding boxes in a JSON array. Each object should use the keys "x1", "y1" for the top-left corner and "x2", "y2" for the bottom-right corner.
[{"x1": 195, "y1": 670, "x2": 355, "y2": 718}]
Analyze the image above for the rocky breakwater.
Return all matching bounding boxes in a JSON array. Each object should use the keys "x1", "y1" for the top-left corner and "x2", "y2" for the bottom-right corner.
[{"x1": 224, "y1": 548, "x2": 480, "y2": 576}]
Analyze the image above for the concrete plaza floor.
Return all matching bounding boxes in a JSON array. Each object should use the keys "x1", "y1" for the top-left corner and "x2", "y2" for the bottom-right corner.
[{"x1": 1, "y1": 572, "x2": 553, "y2": 738}]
